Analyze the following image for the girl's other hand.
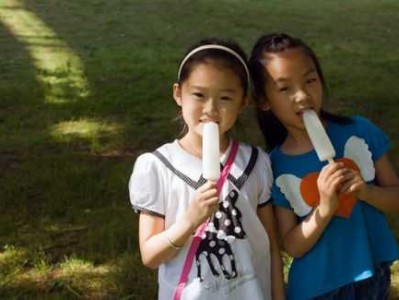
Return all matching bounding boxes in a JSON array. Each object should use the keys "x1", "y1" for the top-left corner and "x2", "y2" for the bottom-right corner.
[
  {"x1": 185, "y1": 181, "x2": 219, "y2": 229},
  {"x1": 338, "y1": 168, "x2": 368, "y2": 199}
]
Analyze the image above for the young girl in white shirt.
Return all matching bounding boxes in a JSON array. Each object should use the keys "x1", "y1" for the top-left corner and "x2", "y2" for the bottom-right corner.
[{"x1": 129, "y1": 38, "x2": 284, "y2": 300}]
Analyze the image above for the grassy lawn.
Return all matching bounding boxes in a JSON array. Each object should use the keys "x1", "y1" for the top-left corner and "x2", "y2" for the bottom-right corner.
[{"x1": 1, "y1": 0, "x2": 399, "y2": 298}]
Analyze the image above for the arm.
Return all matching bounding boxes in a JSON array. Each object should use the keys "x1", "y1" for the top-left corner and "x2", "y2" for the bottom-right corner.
[
  {"x1": 276, "y1": 162, "x2": 349, "y2": 258},
  {"x1": 341, "y1": 153, "x2": 399, "y2": 214},
  {"x1": 275, "y1": 205, "x2": 333, "y2": 258},
  {"x1": 139, "y1": 181, "x2": 219, "y2": 269},
  {"x1": 258, "y1": 204, "x2": 285, "y2": 300},
  {"x1": 139, "y1": 213, "x2": 194, "y2": 269}
]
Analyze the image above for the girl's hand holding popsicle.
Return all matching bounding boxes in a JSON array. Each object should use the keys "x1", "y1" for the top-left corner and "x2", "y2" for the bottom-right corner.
[
  {"x1": 302, "y1": 110, "x2": 359, "y2": 217},
  {"x1": 184, "y1": 122, "x2": 221, "y2": 229}
]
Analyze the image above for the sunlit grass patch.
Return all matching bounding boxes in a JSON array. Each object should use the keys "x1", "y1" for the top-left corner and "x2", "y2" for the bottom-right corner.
[
  {"x1": 51, "y1": 119, "x2": 121, "y2": 140},
  {"x1": 58, "y1": 256, "x2": 97, "y2": 274},
  {"x1": 0, "y1": 247, "x2": 119, "y2": 298},
  {"x1": 48, "y1": 118, "x2": 123, "y2": 154},
  {"x1": 55, "y1": 256, "x2": 116, "y2": 295},
  {"x1": 0, "y1": 245, "x2": 26, "y2": 265},
  {"x1": 0, "y1": 245, "x2": 29, "y2": 285},
  {"x1": 50, "y1": 118, "x2": 123, "y2": 152},
  {"x1": 0, "y1": 246, "x2": 53, "y2": 296},
  {"x1": 0, "y1": 0, "x2": 90, "y2": 104},
  {"x1": 391, "y1": 262, "x2": 399, "y2": 297}
]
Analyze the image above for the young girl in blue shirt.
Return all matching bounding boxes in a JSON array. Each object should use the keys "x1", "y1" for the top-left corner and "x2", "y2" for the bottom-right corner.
[{"x1": 248, "y1": 32, "x2": 399, "y2": 299}]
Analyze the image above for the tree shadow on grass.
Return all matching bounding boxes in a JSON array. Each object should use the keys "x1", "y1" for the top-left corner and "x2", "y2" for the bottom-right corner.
[{"x1": 0, "y1": 2, "x2": 221, "y2": 296}]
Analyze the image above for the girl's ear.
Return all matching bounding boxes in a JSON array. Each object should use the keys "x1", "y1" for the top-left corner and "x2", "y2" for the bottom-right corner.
[
  {"x1": 257, "y1": 97, "x2": 270, "y2": 111},
  {"x1": 173, "y1": 83, "x2": 182, "y2": 106},
  {"x1": 238, "y1": 95, "x2": 250, "y2": 113}
]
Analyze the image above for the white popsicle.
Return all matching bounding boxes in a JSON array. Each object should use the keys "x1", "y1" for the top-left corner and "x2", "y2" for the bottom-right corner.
[
  {"x1": 303, "y1": 109, "x2": 335, "y2": 163},
  {"x1": 202, "y1": 122, "x2": 220, "y2": 180}
]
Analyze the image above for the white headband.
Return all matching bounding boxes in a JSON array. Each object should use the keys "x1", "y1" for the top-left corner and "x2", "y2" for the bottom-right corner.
[{"x1": 177, "y1": 44, "x2": 250, "y2": 83}]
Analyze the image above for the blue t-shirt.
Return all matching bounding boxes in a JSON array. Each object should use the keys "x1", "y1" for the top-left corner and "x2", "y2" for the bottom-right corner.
[{"x1": 270, "y1": 116, "x2": 399, "y2": 300}]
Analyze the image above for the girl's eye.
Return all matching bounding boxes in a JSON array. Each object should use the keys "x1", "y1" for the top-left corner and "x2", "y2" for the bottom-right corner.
[
  {"x1": 221, "y1": 96, "x2": 232, "y2": 101},
  {"x1": 306, "y1": 78, "x2": 317, "y2": 84},
  {"x1": 278, "y1": 86, "x2": 289, "y2": 92},
  {"x1": 193, "y1": 93, "x2": 204, "y2": 99}
]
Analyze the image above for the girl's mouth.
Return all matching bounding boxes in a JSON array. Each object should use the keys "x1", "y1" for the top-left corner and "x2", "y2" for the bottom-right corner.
[
  {"x1": 201, "y1": 120, "x2": 218, "y2": 124},
  {"x1": 297, "y1": 107, "x2": 313, "y2": 116}
]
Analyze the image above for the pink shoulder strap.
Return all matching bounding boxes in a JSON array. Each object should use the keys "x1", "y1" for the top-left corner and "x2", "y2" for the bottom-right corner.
[{"x1": 173, "y1": 140, "x2": 239, "y2": 300}]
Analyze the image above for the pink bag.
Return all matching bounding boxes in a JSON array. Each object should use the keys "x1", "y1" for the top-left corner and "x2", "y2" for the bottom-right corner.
[{"x1": 173, "y1": 140, "x2": 239, "y2": 300}]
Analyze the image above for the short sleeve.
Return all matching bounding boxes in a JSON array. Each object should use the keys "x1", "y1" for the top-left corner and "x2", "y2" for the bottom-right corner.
[
  {"x1": 257, "y1": 148, "x2": 273, "y2": 206},
  {"x1": 271, "y1": 184, "x2": 293, "y2": 210},
  {"x1": 128, "y1": 153, "x2": 165, "y2": 218},
  {"x1": 268, "y1": 150, "x2": 294, "y2": 210},
  {"x1": 356, "y1": 116, "x2": 390, "y2": 161}
]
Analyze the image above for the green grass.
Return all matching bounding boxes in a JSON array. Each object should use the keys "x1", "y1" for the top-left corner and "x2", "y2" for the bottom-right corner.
[{"x1": 1, "y1": 0, "x2": 399, "y2": 298}]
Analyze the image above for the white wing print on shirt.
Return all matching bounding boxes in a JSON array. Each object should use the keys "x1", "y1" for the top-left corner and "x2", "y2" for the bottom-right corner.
[
  {"x1": 275, "y1": 135, "x2": 375, "y2": 217},
  {"x1": 276, "y1": 174, "x2": 312, "y2": 217},
  {"x1": 343, "y1": 136, "x2": 375, "y2": 182}
]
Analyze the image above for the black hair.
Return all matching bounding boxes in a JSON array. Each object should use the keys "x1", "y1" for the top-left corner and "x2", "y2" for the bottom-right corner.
[
  {"x1": 178, "y1": 38, "x2": 249, "y2": 94},
  {"x1": 175, "y1": 38, "x2": 249, "y2": 136},
  {"x1": 248, "y1": 33, "x2": 351, "y2": 149}
]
